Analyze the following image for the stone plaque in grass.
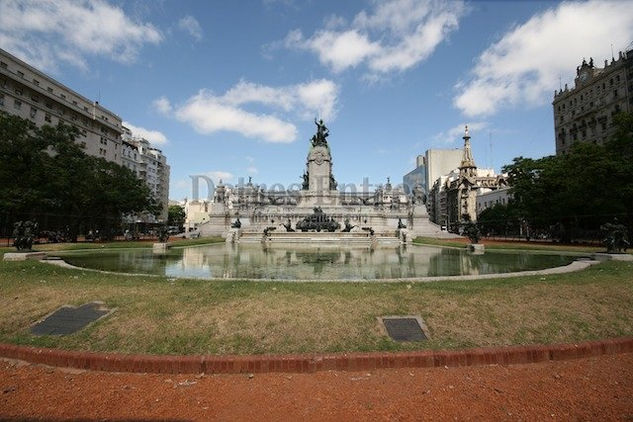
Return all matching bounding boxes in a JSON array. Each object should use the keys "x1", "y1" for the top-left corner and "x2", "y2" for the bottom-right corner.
[
  {"x1": 380, "y1": 316, "x2": 428, "y2": 342},
  {"x1": 31, "y1": 302, "x2": 112, "y2": 336}
]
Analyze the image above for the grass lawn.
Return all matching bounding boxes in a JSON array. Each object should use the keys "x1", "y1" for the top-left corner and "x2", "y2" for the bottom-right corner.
[{"x1": 0, "y1": 250, "x2": 631, "y2": 356}]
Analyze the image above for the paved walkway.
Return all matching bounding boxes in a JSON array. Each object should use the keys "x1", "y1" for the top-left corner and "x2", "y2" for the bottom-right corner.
[{"x1": 1, "y1": 353, "x2": 632, "y2": 420}]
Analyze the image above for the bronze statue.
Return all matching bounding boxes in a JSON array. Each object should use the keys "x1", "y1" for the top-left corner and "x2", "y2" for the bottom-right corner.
[
  {"x1": 157, "y1": 225, "x2": 169, "y2": 243},
  {"x1": 12, "y1": 220, "x2": 38, "y2": 251},
  {"x1": 301, "y1": 171, "x2": 309, "y2": 190},
  {"x1": 341, "y1": 218, "x2": 356, "y2": 232},
  {"x1": 601, "y1": 218, "x2": 629, "y2": 253},
  {"x1": 283, "y1": 219, "x2": 295, "y2": 232},
  {"x1": 230, "y1": 218, "x2": 242, "y2": 229},
  {"x1": 397, "y1": 218, "x2": 407, "y2": 229},
  {"x1": 311, "y1": 118, "x2": 329, "y2": 147}
]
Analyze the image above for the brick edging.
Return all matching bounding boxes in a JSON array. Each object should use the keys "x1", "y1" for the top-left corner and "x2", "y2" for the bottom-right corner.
[{"x1": 1, "y1": 337, "x2": 632, "y2": 375}]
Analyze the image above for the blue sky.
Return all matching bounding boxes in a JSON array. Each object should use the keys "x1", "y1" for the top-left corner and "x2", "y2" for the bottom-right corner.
[{"x1": 1, "y1": 0, "x2": 632, "y2": 200}]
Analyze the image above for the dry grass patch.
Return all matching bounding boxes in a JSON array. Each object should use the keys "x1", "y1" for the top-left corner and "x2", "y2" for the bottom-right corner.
[{"x1": 0, "y1": 259, "x2": 631, "y2": 355}]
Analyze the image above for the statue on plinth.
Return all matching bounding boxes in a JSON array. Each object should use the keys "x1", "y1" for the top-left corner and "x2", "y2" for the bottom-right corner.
[
  {"x1": 230, "y1": 218, "x2": 242, "y2": 229},
  {"x1": 601, "y1": 218, "x2": 629, "y2": 253},
  {"x1": 12, "y1": 220, "x2": 38, "y2": 251}
]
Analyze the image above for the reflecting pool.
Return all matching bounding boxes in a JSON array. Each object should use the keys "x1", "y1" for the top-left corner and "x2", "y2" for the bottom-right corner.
[{"x1": 57, "y1": 244, "x2": 583, "y2": 280}]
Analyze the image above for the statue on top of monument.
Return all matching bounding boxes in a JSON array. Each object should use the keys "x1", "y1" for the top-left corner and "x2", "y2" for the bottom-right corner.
[{"x1": 311, "y1": 118, "x2": 329, "y2": 147}]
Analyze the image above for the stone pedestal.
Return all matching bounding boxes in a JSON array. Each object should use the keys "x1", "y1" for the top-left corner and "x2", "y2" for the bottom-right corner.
[
  {"x1": 397, "y1": 229, "x2": 411, "y2": 244},
  {"x1": 225, "y1": 228, "x2": 242, "y2": 244},
  {"x1": 468, "y1": 244, "x2": 485, "y2": 254},
  {"x1": 152, "y1": 242, "x2": 170, "y2": 254},
  {"x1": 3, "y1": 251, "x2": 48, "y2": 261}
]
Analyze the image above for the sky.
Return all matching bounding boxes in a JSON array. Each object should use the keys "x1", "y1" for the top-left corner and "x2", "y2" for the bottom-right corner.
[{"x1": 1, "y1": 0, "x2": 633, "y2": 200}]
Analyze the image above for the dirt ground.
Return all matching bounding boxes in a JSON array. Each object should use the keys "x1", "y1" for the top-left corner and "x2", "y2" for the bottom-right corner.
[{"x1": 1, "y1": 353, "x2": 632, "y2": 421}]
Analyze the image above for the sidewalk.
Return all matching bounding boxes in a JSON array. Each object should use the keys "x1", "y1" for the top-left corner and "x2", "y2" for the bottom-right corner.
[{"x1": 1, "y1": 353, "x2": 631, "y2": 420}]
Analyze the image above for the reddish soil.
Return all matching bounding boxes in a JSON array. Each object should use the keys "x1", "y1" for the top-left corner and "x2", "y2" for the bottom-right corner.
[{"x1": 1, "y1": 353, "x2": 632, "y2": 421}]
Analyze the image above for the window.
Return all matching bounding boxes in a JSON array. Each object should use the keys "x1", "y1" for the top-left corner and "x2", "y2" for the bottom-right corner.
[
  {"x1": 45, "y1": 101, "x2": 52, "y2": 109},
  {"x1": 14, "y1": 87, "x2": 22, "y2": 95},
  {"x1": 14, "y1": 99, "x2": 21, "y2": 109},
  {"x1": 44, "y1": 113, "x2": 51, "y2": 123},
  {"x1": 47, "y1": 87, "x2": 53, "y2": 93},
  {"x1": 17, "y1": 71, "x2": 24, "y2": 78},
  {"x1": 32, "y1": 79, "x2": 39, "y2": 86},
  {"x1": 60, "y1": 94, "x2": 66, "y2": 100},
  {"x1": 72, "y1": 100, "x2": 77, "y2": 106},
  {"x1": 0, "y1": 61, "x2": 7, "y2": 69},
  {"x1": 30, "y1": 107, "x2": 36, "y2": 118},
  {"x1": 0, "y1": 93, "x2": 4, "y2": 107}
]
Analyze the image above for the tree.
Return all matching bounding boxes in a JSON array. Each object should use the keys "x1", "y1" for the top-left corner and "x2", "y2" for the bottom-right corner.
[
  {"x1": 168, "y1": 204, "x2": 186, "y2": 230},
  {"x1": 0, "y1": 112, "x2": 157, "y2": 239},
  {"x1": 503, "y1": 111, "x2": 633, "y2": 242}
]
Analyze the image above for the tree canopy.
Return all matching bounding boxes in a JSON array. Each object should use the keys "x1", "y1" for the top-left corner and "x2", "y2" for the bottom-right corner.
[
  {"x1": 502, "y1": 112, "x2": 633, "y2": 241},
  {"x1": 0, "y1": 113, "x2": 157, "y2": 238}
]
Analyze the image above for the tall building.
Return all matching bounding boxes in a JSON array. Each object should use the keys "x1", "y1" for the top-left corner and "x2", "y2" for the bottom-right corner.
[
  {"x1": 122, "y1": 127, "x2": 170, "y2": 222},
  {"x1": 553, "y1": 49, "x2": 633, "y2": 155},
  {"x1": 425, "y1": 148, "x2": 463, "y2": 193},
  {"x1": 0, "y1": 48, "x2": 123, "y2": 163},
  {"x1": 402, "y1": 154, "x2": 426, "y2": 196}
]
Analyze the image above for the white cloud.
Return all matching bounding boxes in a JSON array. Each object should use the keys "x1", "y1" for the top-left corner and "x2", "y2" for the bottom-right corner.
[
  {"x1": 178, "y1": 15, "x2": 203, "y2": 41},
  {"x1": 0, "y1": 0, "x2": 162, "y2": 71},
  {"x1": 152, "y1": 97, "x2": 173, "y2": 114},
  {"x1": 284, "y1": 0, "x2": 464, "y2": 75},
  {"x1": 454, "y1": 0, "x2": 633, "y2": 117},
  {"x1": 158, "y1": 79, "x2": 339, "y2": 143},
  {"x1": 123, "y1": 121, "x2": 169, "y2": 145},
  {"x1": 247, "y1": 166, "x2": 258, "y2": 174},
  {"x1": 434, "y1": 122, "x2": 488, "y2": 144}
]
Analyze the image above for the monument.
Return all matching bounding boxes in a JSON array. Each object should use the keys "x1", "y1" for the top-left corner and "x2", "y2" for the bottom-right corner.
[{"x1": 192, "y1": 120, "x2": 446, "y2": 243}]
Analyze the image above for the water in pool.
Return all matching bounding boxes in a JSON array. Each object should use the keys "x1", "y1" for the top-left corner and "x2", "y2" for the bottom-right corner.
[{"x1": 57, "y1": 244, "x2": 581, "y2": 280}]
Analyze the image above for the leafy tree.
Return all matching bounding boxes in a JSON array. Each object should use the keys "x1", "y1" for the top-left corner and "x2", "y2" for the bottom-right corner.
[
  {"x1": 168, "y1": 204, "x2": 186, "y2": 230},
  {"x1": 503, "y1": 111, "x2": 633, "y2": 242},
  {"x1": 0, "y1": 112, "x2": 157, "y2": 239}
]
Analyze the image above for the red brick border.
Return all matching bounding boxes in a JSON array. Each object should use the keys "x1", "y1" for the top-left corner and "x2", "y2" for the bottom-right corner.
[{"x1": 0, "y1": 338, "x2": 632, "y2": 375}]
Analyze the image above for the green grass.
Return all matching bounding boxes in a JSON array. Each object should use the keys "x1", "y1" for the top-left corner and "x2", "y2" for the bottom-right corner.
[{"x1": 0, "y1": 256, "x2": 631, "y2": 356}]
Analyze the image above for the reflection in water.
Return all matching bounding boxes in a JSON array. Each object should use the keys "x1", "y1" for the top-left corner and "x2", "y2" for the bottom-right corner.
[{"x1": 60, "y1": 244, "x2": 578, "y2": 281}]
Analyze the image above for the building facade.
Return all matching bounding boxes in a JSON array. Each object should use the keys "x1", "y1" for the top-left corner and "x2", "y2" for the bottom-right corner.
[
  {"x1": 122, "y1": 127, "x2": 170, "y2": 222},
  {"x1": 553, "y1": 50, "x2": 633, "y2": 155},
  {"x1": 427, "y1": 127, "x2": 506, "y2": 229},
  {"x1": 476, "y1": 187, "x2": 513, "y2": 216},
  {"x1": 0, "y1": 48, "x2": 123, "y2": 163}
]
